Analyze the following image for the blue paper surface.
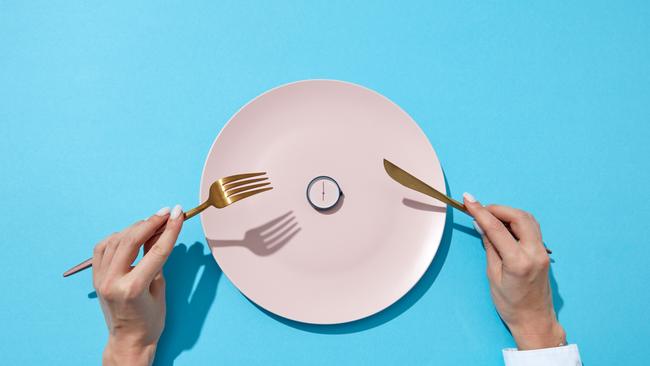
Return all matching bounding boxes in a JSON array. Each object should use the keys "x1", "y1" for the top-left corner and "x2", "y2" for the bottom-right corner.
[{"x1": 1, "y1": 1, "x2": 649, "y2": 364}]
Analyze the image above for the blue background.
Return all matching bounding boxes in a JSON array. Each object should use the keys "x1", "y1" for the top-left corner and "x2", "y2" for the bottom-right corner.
[{"x1": 1, "y1": 1, "x2": 649, "y2": 364}]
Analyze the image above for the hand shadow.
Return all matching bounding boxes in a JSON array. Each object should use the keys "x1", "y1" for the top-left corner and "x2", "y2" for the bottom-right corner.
[
  {"x1": 208, "y1": 211, "x2": 300, "y2": 256},
  {"x1": 549, "y1": 266, "x2": 564, "y2": 316},
  {"x1": 153, "y1": 242, "x2": 221, "y2": 366}
]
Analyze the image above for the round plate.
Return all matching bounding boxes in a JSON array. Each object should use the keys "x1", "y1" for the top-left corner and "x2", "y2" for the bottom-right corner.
[{"x1": 200, "y1": 80, "x2": 446, "y2": 324}]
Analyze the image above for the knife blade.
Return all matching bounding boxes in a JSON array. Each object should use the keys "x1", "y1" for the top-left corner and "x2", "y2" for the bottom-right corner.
[{"x1": 383, "y1": 158, "x2": 468, "y2": 214}]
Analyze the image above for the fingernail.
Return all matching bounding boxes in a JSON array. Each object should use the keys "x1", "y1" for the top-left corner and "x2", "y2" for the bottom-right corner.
[
  {"x1": 170, "y1": 204, "x2": 183, "y2": 220},
  {"x1": 473, "y1": 220, "x2": 484, "y2": 236},
  {"x1": 155, "y1": 207, "x2": 171, "y2": 216},
  {"x1": 463, "y1": 192, "x2": 477, "y2": 203}
]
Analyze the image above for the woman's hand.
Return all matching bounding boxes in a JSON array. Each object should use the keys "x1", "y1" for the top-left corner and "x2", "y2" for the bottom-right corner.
[
  {"x1": 93, "y1": 205, "x2": 184, "y2": 366},
  {"x1": 463, "y1": 193, "x2": 566, "y2": 350}
]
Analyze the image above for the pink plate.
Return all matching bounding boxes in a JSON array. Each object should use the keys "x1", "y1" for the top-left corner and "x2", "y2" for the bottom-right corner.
[{"x1": 200, "y1": 80, "x2": 446, "y2": 324}]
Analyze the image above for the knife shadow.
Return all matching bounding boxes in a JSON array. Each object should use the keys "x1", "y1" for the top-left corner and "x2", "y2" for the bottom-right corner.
[
  {"x1": 402, "y1": 198, "x2": 446, "y2": 213},
  {"x1": 208, "y1": 211, "x2": 300, "y2": 256},
  {"x1": 404, "y1": 197, "x2": 483, "y2": 242},
  {"x1": 257, "y1": 173, "x2": 455, "y2": 334}
]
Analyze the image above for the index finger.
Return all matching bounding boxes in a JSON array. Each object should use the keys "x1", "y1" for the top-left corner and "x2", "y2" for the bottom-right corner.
[
  {"x1": 106, "y1": 214, "x2": 169, "y2": 275},
  {"x1": 463, "y1": 193, "x2": 520, "y2": 261},
  {"x1": 485, "y1": 205, "x2": 542, "y2": 243},
  {"x1": 129, "y1": 208, "x2": 184, "y2": 283}
]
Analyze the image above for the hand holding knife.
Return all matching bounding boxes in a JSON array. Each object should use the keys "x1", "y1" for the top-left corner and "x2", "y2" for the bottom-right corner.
[{"x1": 383, "y1": 159, "x2": 552, "y2": 254}]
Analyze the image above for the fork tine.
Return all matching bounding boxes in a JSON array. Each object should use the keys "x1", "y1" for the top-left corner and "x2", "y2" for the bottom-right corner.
[
  {"x1": 261, "y1": 216, "x2": 295, "y2": 238},
  {"x1": 266, "y1": 222, "x2": 299, "y2": 243},
  {"x1": 226, "y1": 182, "x2": 271, "y2": 197},
  {"x1": 223, "y1": 177, "x2": 267, "y2": 190},
  {"x1": 253, "y1": 211, "x2": 293, "y2": 233},
  {"x1": 227, "y1": 187, "x2": 273, "y2": 205},
  {"x1": 219, "y1": 172, "x2": 266, "y2": 185}
]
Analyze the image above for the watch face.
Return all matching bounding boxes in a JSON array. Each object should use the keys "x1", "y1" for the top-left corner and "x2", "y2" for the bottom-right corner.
[{"x1": 306, "y1": 176, "x2": 342, "y2": 211}]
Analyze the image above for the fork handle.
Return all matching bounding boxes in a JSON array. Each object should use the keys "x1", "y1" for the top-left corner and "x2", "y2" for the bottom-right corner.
[
  {"x1": 183, "y1": 200, "x2": 210, "y2": 220},
  {"x1": 62, "y1": 200, "x2": 211, "y2": 277},
  {"x1": 62, "y1": 258, "x2": 94, "y2": 277}
]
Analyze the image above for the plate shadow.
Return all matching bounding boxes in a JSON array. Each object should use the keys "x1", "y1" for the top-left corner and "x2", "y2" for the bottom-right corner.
[{"x1": 259, "y1": 175, "x2": 455, "y2": 334}]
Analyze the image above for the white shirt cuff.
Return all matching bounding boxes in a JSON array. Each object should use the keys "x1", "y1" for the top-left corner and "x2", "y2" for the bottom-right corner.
[{"x1": 503, "y1": 344, "x2": 582, "y2": 366}]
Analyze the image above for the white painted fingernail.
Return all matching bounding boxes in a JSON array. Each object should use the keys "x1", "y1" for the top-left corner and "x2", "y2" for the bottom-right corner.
[
  {"x1": 155, "y1": 207, "x2": 171, "y2": 216},
  {"x1": 170, "y1": 204, "x2": 183, "y2": 219},
  {"x1": 473, "y1": 220, "x2": 484, "y2": 236},
  {"x1": 463, "y1": 192, "x2": 477, "y2": 203}
]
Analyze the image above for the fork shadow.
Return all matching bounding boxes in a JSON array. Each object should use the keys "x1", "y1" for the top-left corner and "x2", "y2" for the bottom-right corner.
[
  {"x1": 208, "y1": 211, "x2": 300, "y2": 256},
  {"x1": 153, "y1": 242, "x2": 221, "y2": 366}
]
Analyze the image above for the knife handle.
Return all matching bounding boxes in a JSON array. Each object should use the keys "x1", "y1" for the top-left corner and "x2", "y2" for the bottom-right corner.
[{"x1": 441, "y1": 195, "x2": 468, "y2": 214}]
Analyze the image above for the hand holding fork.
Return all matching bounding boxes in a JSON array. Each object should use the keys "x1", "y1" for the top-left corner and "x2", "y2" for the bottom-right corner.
[{"x1": 63, "y1": 172, "x2": 273, "y2": 277}]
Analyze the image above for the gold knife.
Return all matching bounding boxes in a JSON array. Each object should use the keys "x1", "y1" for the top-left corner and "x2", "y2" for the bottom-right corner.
[
  {"x1": 383, "y1": 158, "x2": 552, "y2": 254},
  {"x1": 383, "y1": 158, "x2": 468, "y2": 214}
]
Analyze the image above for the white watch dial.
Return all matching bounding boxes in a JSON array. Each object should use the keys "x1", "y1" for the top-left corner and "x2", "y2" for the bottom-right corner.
[{"x1": 306, "y1": 176, "x2": 342, "y2": 211}]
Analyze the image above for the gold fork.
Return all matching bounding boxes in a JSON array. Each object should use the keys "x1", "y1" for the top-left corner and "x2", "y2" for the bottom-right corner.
[{"x1": 62, "y1": 172, "x2": 273, "y2": 277}]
